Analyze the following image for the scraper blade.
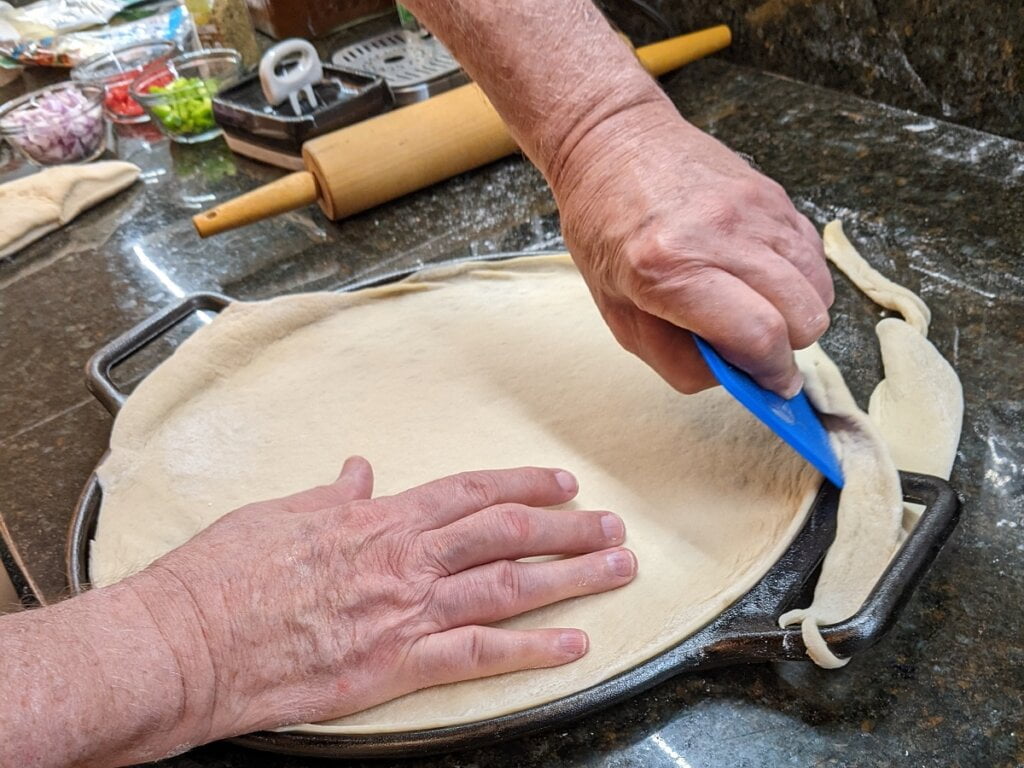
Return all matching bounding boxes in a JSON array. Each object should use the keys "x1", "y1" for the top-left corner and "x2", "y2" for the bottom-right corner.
[{"x1": 692, "y1": 334, "x2": 844, "y2": 488}]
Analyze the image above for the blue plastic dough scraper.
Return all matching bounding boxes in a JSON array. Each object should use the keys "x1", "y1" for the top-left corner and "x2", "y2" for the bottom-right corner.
[{"x1": 692, "y1": 334, "x2": 845, "y2": 488}]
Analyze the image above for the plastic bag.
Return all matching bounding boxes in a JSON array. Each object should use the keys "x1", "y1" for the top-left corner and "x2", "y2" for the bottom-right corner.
[
  {"x1": 0, "y1": 0, "x2": 126, "y2": 39},
  {"x1": 0, "y1": 1, "x2": 193, "y2": 67}
]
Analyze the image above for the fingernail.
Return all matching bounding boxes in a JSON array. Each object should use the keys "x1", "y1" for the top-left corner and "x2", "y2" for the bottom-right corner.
[
  {"x1": 600, "y1": 513, "x2": 624, "y2": 542},
  {"x1": 558, "y1": 631, "x2": 588, "y2": 656},
  {"x1": 554, "y1": 470, "x2": 577, "y2": 494},
  {"x1": 606, "y1": 549, "x2": 635, "y2": 578},
  {"x1": 781, "y1": 373, "x2": 804, "y2": 400}
]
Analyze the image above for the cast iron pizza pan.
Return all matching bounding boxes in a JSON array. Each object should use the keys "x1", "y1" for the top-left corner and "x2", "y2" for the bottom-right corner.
[{"x1": 67, "y1": 252, "x2": 961, "y2": 758}]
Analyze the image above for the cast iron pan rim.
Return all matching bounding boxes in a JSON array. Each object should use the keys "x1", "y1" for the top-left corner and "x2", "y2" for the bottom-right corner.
[{"x1": 67, "y1": 251, "x2": 962, "y2": 759}]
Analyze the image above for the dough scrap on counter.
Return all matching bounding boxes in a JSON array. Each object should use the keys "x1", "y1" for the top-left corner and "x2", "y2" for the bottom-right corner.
[
  {"x1": 0, "y1": 161, "x2": 139, "y2": 258},
  {"x1": 779, "y1": 220, "x2": 963, "y2": 667},
  {"x1": 823, "y1": 220, "x2": 931, "y2": 334},
  {"x1": 868, "y1": 317, "x2": 963, "y2": 480},
  {"x1": 780, "y1": 344, "x2": 903, "y2": 668}
]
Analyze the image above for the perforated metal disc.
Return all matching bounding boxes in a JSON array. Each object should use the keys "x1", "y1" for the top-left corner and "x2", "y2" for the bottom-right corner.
[{"x1": 332, "y1": 30, "x2": 468, "y2": 105}]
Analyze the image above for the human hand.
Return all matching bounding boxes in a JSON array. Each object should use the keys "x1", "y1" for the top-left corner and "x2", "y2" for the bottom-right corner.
[
  {"x1": 551, "y1": 99, "x2": 833, "y2": 397},
  {"x1": 127, "y1": 458, "x2": 635, "y2": 745}
]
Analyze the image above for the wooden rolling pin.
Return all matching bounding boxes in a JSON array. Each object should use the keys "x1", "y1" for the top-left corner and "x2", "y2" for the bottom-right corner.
[{"x1": 193, "y1": 25, "x2": 731, "y2": 237}]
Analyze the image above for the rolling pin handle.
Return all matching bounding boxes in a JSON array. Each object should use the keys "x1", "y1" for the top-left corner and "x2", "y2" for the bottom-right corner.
[
  {"x1": 192, "y1": 170, "x2": 320, "y2": 238},
  {"x1": 637, "y1": 25, "x2": 732, "y2": 76}
]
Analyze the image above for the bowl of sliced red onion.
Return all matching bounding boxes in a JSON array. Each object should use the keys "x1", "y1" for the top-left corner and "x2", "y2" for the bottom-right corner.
[{"x1": 0, "y1": 82, "x2": 107, "y2": 166}]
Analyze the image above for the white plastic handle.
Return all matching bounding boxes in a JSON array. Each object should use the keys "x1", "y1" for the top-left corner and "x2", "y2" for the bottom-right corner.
[{"x1": 259, "y1": 38, "x2": 324, "y2": 113}]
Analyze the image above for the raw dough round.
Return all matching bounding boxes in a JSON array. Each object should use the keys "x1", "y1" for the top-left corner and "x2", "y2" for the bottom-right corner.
[{"x1": 91, "y1": 255, "x2": 821, "y2": 733}]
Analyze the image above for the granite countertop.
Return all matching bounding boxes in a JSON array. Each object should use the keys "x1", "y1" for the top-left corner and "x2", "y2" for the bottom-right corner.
[{"x1": 1, "y1": 57, "x2": 1022, "y2": 766}]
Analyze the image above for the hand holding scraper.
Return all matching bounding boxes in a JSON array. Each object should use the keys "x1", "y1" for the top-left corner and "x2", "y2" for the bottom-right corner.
[{"x1": 693, "y1": 335, "x2": 844, "y2": 487}]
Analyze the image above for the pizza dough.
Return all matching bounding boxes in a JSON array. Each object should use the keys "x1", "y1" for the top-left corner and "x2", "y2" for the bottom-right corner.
[
  {"x1": 91, "y1": 254, "x2": 821, "y2": 730},
  {"x1": 0, "y1": 161, "x2": 139, "y2": 258},
  {"x1": 90, "y1": 225, "x2": 961, "y2": 730}
]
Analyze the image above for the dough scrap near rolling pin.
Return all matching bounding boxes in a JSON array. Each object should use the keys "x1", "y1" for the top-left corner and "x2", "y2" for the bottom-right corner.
[
  {"x1": 89, "y1": 228, "x2": 961, "y2": 730},
  {"x1": 779, "y1": 220, "x2": 963, "y2": 668},
  {"x1": 0, "y1": 161, "x2": 140, "y2": 258}
]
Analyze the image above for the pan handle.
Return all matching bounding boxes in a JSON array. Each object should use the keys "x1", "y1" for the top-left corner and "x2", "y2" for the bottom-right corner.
[
  {"x1": 84, "y1": 252, "x2": 563, "y2": 415},
  {"x1": 709, "y1": 471, "x2": 961, "y2": 663},
  {"x1": 85, "y1": 292, "x2": 233, "y2": 415},
  {"x1": 85, "y1": 252, "x2": 569, "y2": 415}
]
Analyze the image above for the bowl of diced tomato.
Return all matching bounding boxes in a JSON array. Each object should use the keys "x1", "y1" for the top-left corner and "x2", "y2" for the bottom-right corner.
[
  {"x1": 72, "y1": 40, "x2": 178, "y2": 124},
  {"x1": 131, "y1": 49, "x2": 243, "y2": 144}
]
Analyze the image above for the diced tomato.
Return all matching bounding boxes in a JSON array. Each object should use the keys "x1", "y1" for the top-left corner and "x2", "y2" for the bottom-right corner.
[{"x1": 103, "y1": 68, "x2": 173, "y2": 119}]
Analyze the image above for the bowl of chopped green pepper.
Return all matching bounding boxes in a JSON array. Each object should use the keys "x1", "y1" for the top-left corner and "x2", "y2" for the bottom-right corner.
[{"x1": 132, "y1": 49, "x2": 243, "y2": 143}]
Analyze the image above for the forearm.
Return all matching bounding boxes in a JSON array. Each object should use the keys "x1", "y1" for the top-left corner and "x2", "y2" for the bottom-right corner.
[
  {"x1": 0, "y1": 572, "x2": 212, "y2": 768},
  {"x1": 402, "y1": 0, "x2": 679, "y2": 187}
]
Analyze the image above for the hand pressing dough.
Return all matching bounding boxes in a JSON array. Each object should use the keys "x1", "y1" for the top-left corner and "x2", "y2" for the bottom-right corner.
[{"x1": 0, "y1": 161, "x2": 139, "y2": 258}]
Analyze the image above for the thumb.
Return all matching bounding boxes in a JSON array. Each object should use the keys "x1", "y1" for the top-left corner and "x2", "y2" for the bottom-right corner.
[
  {"x1": 279, "y1": 456, "x2": 375, "y2": 512},
  {"x1": 332, "y1": 455, "x2": 374, "y2": 503}
]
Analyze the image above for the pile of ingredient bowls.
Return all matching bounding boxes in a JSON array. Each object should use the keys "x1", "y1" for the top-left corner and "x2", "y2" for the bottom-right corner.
[
  {"x1": 132, "y1": 49, "x2": 242, "y2": 143},
  {"x1": 72, "y1": 40, "x2": 178, "y2": 124},
  {"x1": 0, "y1": 82, "x2": 106, "y2": 165}
]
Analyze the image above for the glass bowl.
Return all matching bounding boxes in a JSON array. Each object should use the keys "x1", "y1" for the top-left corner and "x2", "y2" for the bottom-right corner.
[
  {"x1": 72, "y1": 40, "x2": 178, "y2": 124},
  {"x1": 0, "y1": 82, "x2": 106, "y2": 166},
  {"x1": 131, "y1": 48, "x2": 243, "y2": 144}
]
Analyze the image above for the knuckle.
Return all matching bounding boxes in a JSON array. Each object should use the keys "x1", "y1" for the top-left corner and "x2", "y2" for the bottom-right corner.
[
  {"x1": 635, "y1": 266, "x2": 714, "y2": 323},
  {"x1": 748, "y1": 313, "x2": 788, "y2": 360},
  {"x1": 386, "y1": 530, "x2": 421, "y2": 569},
  {"x1": 796, "y1": 230, "x2": 825, "y2": 261},
  {"x1": 493, "y1": 560, "x2": 521, "y2": 605},
  {"x1": 766, "y1": 180, "x2": 793, "y2": 209},
  {"x1": 777, "y1": 230, "x2": 806, "y2": 259},
  {"x1": 621, "y1": 231, "x2": 670, "y2": 285},
  {"x1": 492, "y1": 505, "x2": 533, "y2": 546},
  {"x1": 701, "y1": 198, "x2": 741, "y2": 234},
  {"x1": 453, "y1": 473, "x2": 498, "y2": 509},
  {"x1": 464, "y1": 627, "x2": 487, "y2": 668},
  {"x1": 797, "y1": 211, "x2": 822, "y2": 237},
  {"x1": 423, "y1": 580, "x2": 453, "y2": 624},
  {"x1": 805, "y1": 226, "x2": 826, "y2": 254},
  {"x1": 417, "y1": 533, "x2": 455, "y2": 577},
  {"x1": 735, "y1": 177, "x2": 765, "y2": 203}
]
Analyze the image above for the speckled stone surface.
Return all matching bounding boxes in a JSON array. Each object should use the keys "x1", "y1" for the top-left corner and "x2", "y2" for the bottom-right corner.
[
  {"x1": 603, "y1": 0, "x2": 1024, "y2": 142},
  {"x1": 1, "y1": 58, "x2": 1022, "y2": 766}
]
